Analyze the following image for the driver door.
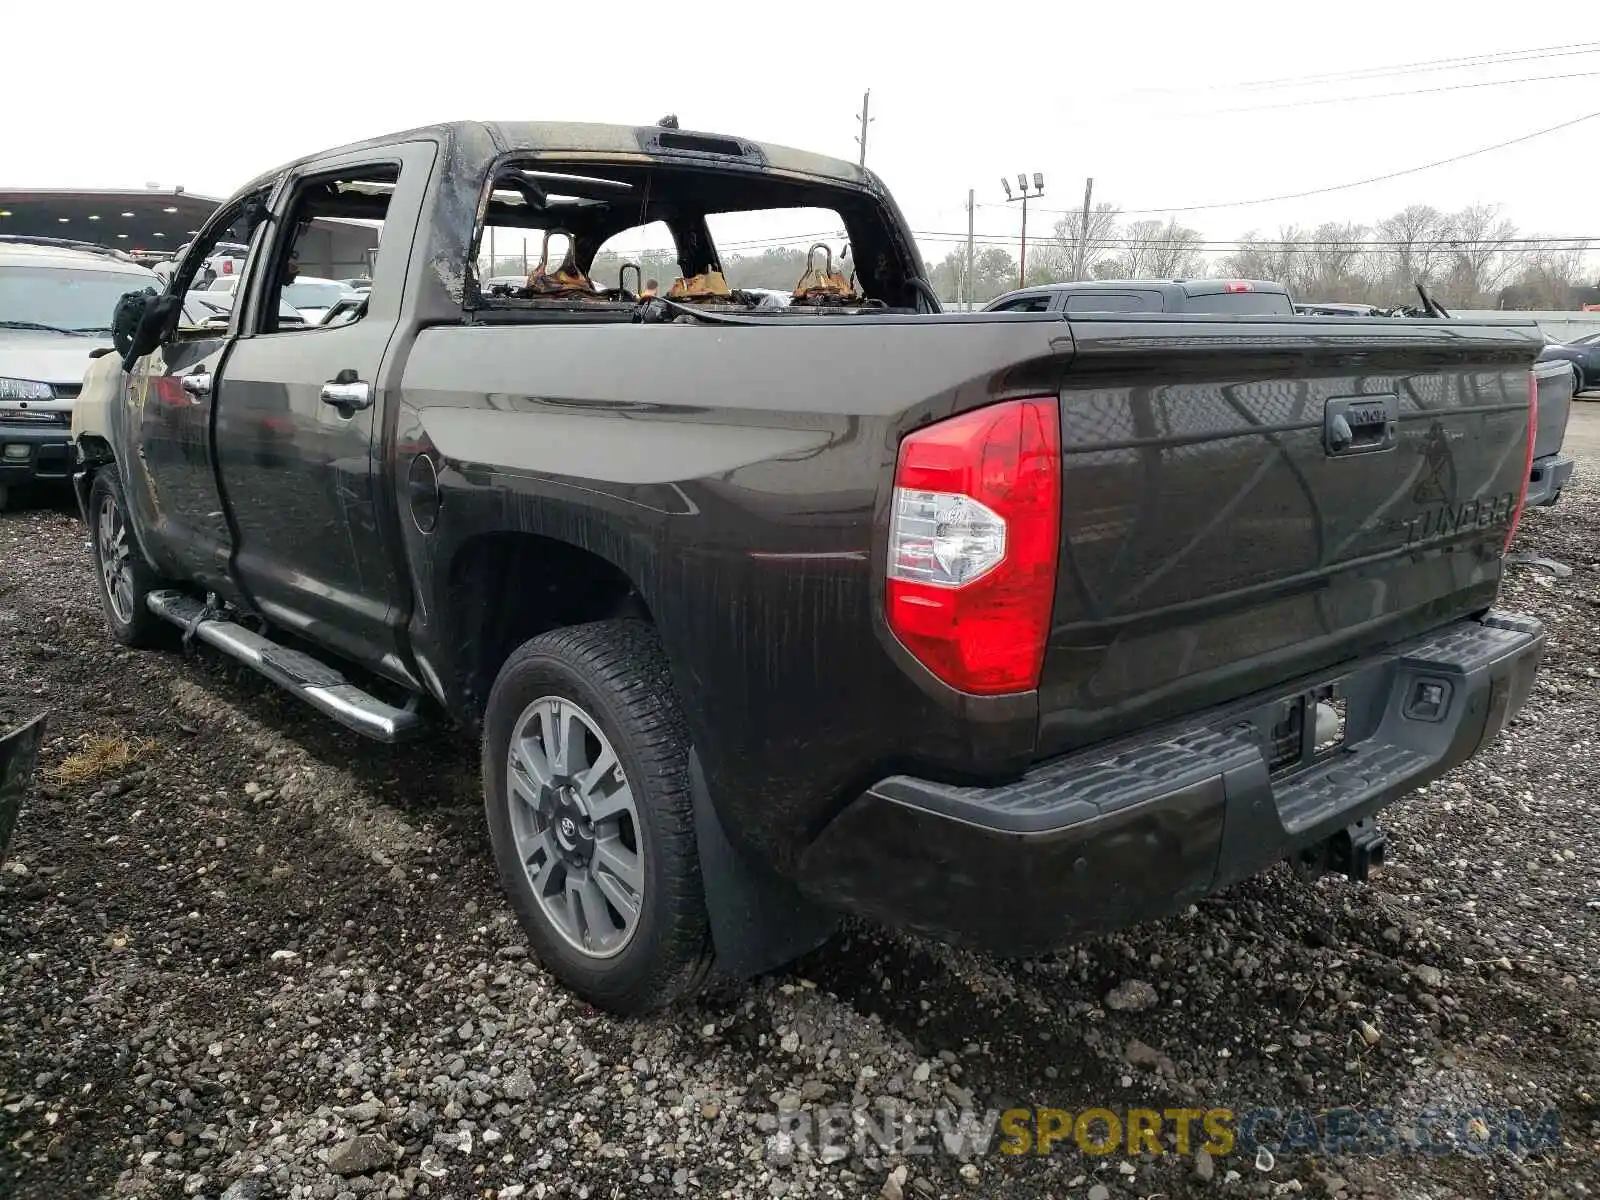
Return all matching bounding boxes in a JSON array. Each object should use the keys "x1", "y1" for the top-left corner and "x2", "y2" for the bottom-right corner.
[{"x1": 123, "y1": 188, "x2": 274, "y2": 598}]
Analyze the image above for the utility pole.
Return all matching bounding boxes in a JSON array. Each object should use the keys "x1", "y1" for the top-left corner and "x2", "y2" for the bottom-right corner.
[
  {"x1": 854, "y1": 90, "x2": 873, "y2": 167},
  {"x1": 1073, "y1": 177, "x2": 1094, "y2": 281},
  {"x1": 965, "y1": 188, "x2": 975, "y2": 310},
  {"x1": 1001, "y1": 172, "x2": 1045, "y2": 290}
]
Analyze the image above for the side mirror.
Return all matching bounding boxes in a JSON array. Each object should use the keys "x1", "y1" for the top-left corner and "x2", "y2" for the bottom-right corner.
[
  {"x1": 111, "y1": 288, "x2": 155, "y2": 359},
  {"x1": 117, "y1": 292, "x2": 181, "y2": 370}
]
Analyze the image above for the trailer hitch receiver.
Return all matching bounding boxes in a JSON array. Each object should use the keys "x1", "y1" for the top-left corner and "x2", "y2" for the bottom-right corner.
[{"x1": 1292, "y1": 817, "x2": 1388, "y2": 883}]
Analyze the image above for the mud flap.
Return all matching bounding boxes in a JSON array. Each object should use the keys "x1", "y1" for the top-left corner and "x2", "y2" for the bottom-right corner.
[
  {"x1": 689, "y1": 750, "x2": 838, "y2": 980},
  {"x1": 0, "y1": 713, "x2": 47, "y2": 867}
]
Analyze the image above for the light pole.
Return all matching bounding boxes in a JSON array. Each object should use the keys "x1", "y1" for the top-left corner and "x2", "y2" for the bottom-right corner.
[{"x1": 1001, "y1": 172, "x2": 1044, "y2": 289}]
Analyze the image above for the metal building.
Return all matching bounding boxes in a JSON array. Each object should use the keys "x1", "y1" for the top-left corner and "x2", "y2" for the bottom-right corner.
[{"x1": 0, "y1": 187, "x2": 380, "y2": 278}]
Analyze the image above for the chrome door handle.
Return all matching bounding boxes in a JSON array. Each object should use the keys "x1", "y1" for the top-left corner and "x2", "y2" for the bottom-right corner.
[
  {"x1": 181, "y1": 372, "x2": 210, "y2": 398},
  {"x1": 320, "y1": 379, "x2": 372, "y2": 411}
]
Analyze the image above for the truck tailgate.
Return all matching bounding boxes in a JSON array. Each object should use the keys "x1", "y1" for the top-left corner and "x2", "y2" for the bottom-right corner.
[{"x1": 1037, "y1": 316, "x2": 1539, "y2": 756}]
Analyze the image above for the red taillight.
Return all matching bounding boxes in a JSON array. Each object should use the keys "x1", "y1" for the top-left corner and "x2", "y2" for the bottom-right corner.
[
  {"x1": 223, "y1": 259, "x2": 234, "y2": 274},
  {"x1": 885, "y1": 397, "x2": 1061, "y2": 694},
  {"x1": 1503, "y1": 370, "x2": 1538, "y2": 554},
  {"x1": 1224, "y1": 281, "x2": 1254, "y2": 293}
]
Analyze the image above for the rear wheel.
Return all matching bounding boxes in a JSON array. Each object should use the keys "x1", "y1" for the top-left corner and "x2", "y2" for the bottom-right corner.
[
  {"x1": 482, "y1": 620, "x2": 713, "y2": 1014},
  {"x1": 87, "y1": 469, "x2": 174, "y2": 648}
]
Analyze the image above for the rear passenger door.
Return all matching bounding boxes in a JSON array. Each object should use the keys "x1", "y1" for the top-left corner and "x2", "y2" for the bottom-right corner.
[{"x1": 210, "y1": 141, "x2": 436, "y2": 676}]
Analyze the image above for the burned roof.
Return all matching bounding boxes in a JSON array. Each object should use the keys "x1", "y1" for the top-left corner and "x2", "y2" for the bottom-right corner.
[{"x1": 233, "y1": 121, "x2": 873, "y2": 204}]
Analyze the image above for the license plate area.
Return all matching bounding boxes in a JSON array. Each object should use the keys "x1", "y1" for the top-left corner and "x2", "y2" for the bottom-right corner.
[{"x1": 1260, "y1": 684, "x2": 1348, "y2": 779}]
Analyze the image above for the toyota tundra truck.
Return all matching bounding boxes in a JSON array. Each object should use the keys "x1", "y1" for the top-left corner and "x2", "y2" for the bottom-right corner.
[{"x1": 73, "y1": 119, "x2": 1545, "y2": 1014}]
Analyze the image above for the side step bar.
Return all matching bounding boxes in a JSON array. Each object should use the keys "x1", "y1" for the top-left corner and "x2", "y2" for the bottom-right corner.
[{"x1": 146, "y1": 590, "x2": 424, "y2": 743}]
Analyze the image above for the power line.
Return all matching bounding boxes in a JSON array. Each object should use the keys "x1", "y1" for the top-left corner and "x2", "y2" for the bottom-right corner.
[
  {"x1": 913, "y1": 239, "x2": 1593, "y2": 259},
  {"x1": 922, "y1": 240, "x2": 1597, "y2": 253},
  {"x1": 1209, "y1": 41, "x2": 1600, "y2": 93},
  {"x1": 975, "y1": 110, "x2": 1600, "y2": 218},
  {"x1": 634, "y1": 227, "x2": 1598, "y2": 256},
  {"x1": 909, "y1": 229, "x2": 1594, "y2": 253},
  {"x1": 1211, "y1": 67, "x2": 1600, "y2": 114}
]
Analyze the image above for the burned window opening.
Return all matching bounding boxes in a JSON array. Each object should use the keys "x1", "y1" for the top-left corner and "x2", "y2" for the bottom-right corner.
[{"x1": 467, "y1": 155, "x2": 926, "y2": 320}]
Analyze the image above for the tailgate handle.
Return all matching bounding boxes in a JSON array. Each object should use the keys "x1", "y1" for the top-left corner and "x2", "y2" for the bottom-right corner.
[{"x1": 1324, "y1": 395, "x2": 1398, "y2": 456}]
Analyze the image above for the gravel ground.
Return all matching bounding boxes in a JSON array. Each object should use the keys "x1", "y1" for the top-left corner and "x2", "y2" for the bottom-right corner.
[{"x1": 2, "y1": 465, "x2": 1599, "y2": 1200}]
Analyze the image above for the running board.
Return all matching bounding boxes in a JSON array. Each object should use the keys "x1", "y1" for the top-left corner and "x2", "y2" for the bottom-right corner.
[{"x1": 145, "y1": 590, "x2": 424, "y2": 742}]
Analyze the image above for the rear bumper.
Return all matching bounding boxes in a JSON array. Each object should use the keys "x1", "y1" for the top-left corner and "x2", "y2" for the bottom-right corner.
[
  {"x1": 795, "y1": 611, "x2": 1544, "y2": 955},
  {"x1": 1526, "y1": 452, "x2": 1575, "y2": 508},
  {"x1": 0, "y1": 422, "x2": 74, "y2": 483}
]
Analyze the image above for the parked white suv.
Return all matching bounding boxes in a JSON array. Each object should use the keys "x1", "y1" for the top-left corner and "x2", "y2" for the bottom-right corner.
[{"x1": 0, "y1": 237, "x2": 159, "y2": 509}]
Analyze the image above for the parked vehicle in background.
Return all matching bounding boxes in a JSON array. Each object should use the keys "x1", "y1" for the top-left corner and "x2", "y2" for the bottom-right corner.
[
  {"x1": 740, "y1": 287, "x2": 793, "y2": 308},
  {"x1": 281, "y1": 275, "x2": 356, "y2": 324},
  {"x1": 1296, "y1": 302, "x2": 1384, "y2": 317},
  {"x1": 76, "y1": 119, "x2": 1545, "y2": 1015},
  {"x1": 1527, "y1": 359, "x2": 1577, "y2": 507},
  {"x1": 1537, "y1": 330, "x2": 1600, "y2": 395},
  {"x1": 0, "y1": 236, "x2": 159, "y2": 509},
  {"x1": 479, "y1": 275, "x2": 528, "y2": 294},
  {"x1": 202, "y1": 274, "x2": 244, "y2": 299},
  {"x1": 984, "y1": 277, "x2": 1296, "y2": 314},
  {"x1": 338, "y1": 277, "x2": 373, "y2": 292},
  {"x1": 181, "y1": 290, "x2": 307, "y2": 329},
  {"x1": 193, "y1": 241, "x2": 252, "y2": 290}
]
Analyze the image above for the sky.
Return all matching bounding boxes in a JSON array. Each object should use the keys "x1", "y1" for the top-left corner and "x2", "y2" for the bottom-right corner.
[{"x1": 10, "y1": 0, "x2": 1600, "y2": 266}]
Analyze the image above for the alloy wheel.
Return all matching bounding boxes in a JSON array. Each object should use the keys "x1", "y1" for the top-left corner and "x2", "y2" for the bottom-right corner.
[
  {"x1": 97, "y1": 493, "x2": 135, "y2": 625},
  {"x1": 505, "y1": 696, "x2": 645, "y2": 959}
]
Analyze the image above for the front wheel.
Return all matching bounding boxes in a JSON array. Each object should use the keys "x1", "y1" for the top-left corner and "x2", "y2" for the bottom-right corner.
[
  {"x1": 87, "y1": 469, "x2": 174, "y2": 648},
  {"x1": 481, "y1": 620, "x2": 714, "y2": 1014}
]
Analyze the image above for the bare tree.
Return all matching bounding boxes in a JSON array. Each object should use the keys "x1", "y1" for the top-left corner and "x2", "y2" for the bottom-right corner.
[
  {"x1": 1441, "y1": 203, "x2": 1519, "y2": 306},
  {"x1": 1218, "y1": 231, "x2": 1279, "y2": 283},
  {"x1": 920, "y1": 196, "x2": 1596, "y2": 311},
  {"x1": 1299, "y1": 222, "x2": 1369, "y2": 298},
  {"x1": 1220, "y1": 226, "x2": 1316, "y2": 293},
  {"x1": 1045, "y1": 201, "x2": 1122, "y2": 281},
  {"x1": 1118, "y1": 218, "x2": 1204, "y2": 279},
  {"x1": 1506, "y1": 241, "x2": 1592, "y2": 309},
  {"x1": 1374, "y1": 204, "x2": 1449, "y2": 302}
]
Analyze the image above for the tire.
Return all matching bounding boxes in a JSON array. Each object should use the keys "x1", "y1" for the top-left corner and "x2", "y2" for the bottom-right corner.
[
  {"x1": 481, "y1": 620, "x2": 714, "y2": 1014},
  {"x1": 87, "y1": 468, "x2": 174, "y2": 648},
  {"x1": 0, "y1": 483, "x2": 8, "y2": 512}
]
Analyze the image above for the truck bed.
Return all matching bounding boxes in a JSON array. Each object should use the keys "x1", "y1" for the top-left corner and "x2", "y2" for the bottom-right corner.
[{"x1": 398, "y1": 310, "x2": 1542, "y2": 868}]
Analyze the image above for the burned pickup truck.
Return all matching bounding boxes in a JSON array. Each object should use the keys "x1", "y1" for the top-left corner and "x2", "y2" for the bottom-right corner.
[{"x1": 75, "y1": 119, "x2": 1545, "y2": 1013}]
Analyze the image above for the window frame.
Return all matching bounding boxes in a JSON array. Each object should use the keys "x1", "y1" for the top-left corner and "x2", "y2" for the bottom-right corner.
[
  {"x1": 246, "y1": 159, "x2": 402, "y2": 338},
  {"x1": 1061, "y1": 291, "x2": 1154, "y2": 313},
  {"x1": 991, "y1": 293, "x2": 1055, "y2": 313},
  {"x1": 159, "y1": 187, "x2": 274, "y2": 342}
]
